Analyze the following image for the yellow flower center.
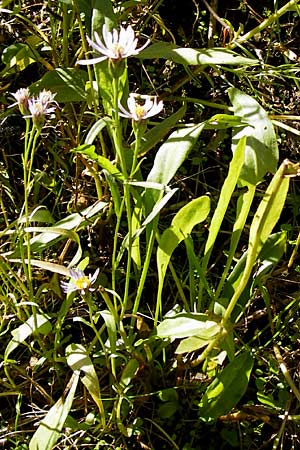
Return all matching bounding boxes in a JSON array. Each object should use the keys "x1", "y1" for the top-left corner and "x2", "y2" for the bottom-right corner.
[
  {"x1": 74, "y1": 276, "x2": 91, "y2": 290},
  {"x1": 134, "y1": 104, "x2": 146, "y2": 119}
]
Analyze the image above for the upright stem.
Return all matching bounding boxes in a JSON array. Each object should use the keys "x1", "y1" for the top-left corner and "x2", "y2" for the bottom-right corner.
[
  {"x1": 111, "y1": 76, "x2": 132, "y2": 318},
  {"x1": 22, "y1": 124, "x2": 40, "y2": 304}
]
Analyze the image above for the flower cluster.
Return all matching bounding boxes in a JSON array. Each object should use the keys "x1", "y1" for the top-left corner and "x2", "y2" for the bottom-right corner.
[
  {"x1": 77, "y1": 24, "x2": 149, "y2": 65},
  {"x1": 118, "y1": 93, "x2": 163, "y2": 122},
  {"x1": 60, "y1": 268, "x2": 100, "y2": 295},
  {"x1": 11, "y1": 88, "x2": 58, "y2": 129}
]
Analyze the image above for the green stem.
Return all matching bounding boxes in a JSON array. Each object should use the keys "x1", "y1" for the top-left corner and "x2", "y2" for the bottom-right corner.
[
  {"x1": 131, "y1": 225, "x2": 156, "y2": 318},
  {"x1": 22, "y1": 125, "x2": 40, "y2": 305},
  {"x1": 215, "y1": 185, "x2": 256, "y2": 299},
  {"x1": 111, "y1": 76, "x2": 132, "y2": 318},
  {"x1": 231, "y1": 0, "x2": 300, "y2": 47}
]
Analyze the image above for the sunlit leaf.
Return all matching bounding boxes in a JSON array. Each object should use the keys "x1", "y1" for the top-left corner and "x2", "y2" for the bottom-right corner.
[
  {"x1": 175, "y1": 336, "x2": 214, "y2": 354},
  {"x1": 157, "y1": 195, "x2": 210, "y2": 288},
  {"x1": 29, "y1": 372, "x2": 79, "y2": 450},
  {"x1": 139, "y1": 43, "x2": 258, "y2": 66},
  {"x1": 1, "y1": 43, "x2": 37, "y2": 75},
  {"x1": 157, "y1": 313, "x2": 220, "y2": 340},
  {"x1": 5, "y1": 314, "x2": 51, "y2": 360},
  {"x1": 201, "y1": 136, "x2": 246, "y2": 273},
  {"x1": 145, "y1": 123, "x2": 205, "y2": 209},
  {"x1": 66, "y1": 343, "x2": 104, "y2": 416},
  {"x1": 85, "y1": 116, "x2": 111, "y2": 145},
  {"x1": 198, "y1": 351, "x2": 253, "y2": 419},
  {"x1": 229, "y1": 87, "x2": 279, "y2": 186},
  {"x1": 120, "y1": 359, "x2": 139, "y2": 389}
]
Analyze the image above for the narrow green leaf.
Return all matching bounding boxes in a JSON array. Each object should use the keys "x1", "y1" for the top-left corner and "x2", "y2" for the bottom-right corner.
[
  {"x1": 229, "y1": 87, "x2": 279, "y2": 186},
  {"x1": 249, "y1": 163, "x2": 290, "y2": 256},
  {"x1": 7, "y1": 259, "x2": 71, "y2": 277},
  {"x1": 138, "y1": 43, "x2": 258, "y2": 66},
  {"x1": 18, "y1": 205, "x2": 54, "y2": 224},
  {"x1": 7, "y1": 201, "x2": 107, "y2": 259},
  {"x1": 29, "y1": 372, "x2": 79, "y2": 450},
  {"x1": 5, "y1": 314, "x2": 51, "y2": 360},
  {"x1": 100, "y1": 310, "x2": 117, "y2": 355},
  {"x1": 157, "y1": 196, "x2": 210, "y2": 286},
  {"x1": 146, "y1": 123, "x2": 205, "y2": 209},
  {"x1": 72, "y1": 144, "x2": 124, "y2": 181},
  {"x1": 85, "y1": 116, "x2": 111, "y2": 145},
  {"x1": 120, "y1": 359, "x2": 139, "y2": 389},
  {"x1": 66, "y1": 343, "x2": 104, "y2": 415},
  {"x1": 134, "y1": 104, "x2": 187, "y2": 156},
  {"x1": 198, "y1": 351, "x2": 253, "y2": 419},
  {"x1": 202, "y1": 136, "x2": 246, "y2": 272},
  {"x1": 204, "y1": 113, "x2": 248, "y2": 130}
]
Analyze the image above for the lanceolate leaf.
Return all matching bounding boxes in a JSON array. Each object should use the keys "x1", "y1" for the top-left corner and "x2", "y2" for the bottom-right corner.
[
  {"x1": 157, "y1": 196, "x2": 210, "y2": 288},
  {"x1": 29, "y1": 373, "x2": 80, "y2": 450},
  {"x1": 229, "y1": 87, "x2": 279, "y2": 186},
  {"x1": 5, "y1": 314, "x2": 51, "y2": 360},
  {"x1": 66, "y1": 343, "x2": 105, "y2": 419},
  {"x1": 198, "y1": 351, "x2": 253, "y2": 419},
  {"x1": 135, "y1": 104, "x2": 187, "y2": 156},
  {"x1": 145, "y1": 123, "x2": 205, "y2": 210},
  {"x1": 139, "y1": 43, "x2": 258, "y2": 66}
]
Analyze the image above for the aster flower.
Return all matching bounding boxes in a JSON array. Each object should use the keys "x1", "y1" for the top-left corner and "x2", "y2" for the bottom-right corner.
[
  {"x1": 60, "y1": 268, "x2": 100, "y2": 295},
  {"x1": 77, "y1": 24, "x2": 150, "y2": 65},
  {"x1": 118, "y1": 93, "x2": 163, "y2": 122},
  {"x1": 26, "y1": 90, "x2": 57, "y2": 129},
  {"x1": 36, "y1": 89, "x2": 58, "y2": 108},
  {"x1": 10, "y1": 88, "x2": 30, "y2": 115}
]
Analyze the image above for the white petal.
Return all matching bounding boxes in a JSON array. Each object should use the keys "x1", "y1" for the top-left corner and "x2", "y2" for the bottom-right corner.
[
  {"x1": 112, "y1": 28, "x2": 119, "y2": 45},
  {"x1": 102, "y1": 24, "x2": 113, "y2": 49},
  {"x1": 93, "y1": 32, "x2": 109, "y2": 53},
  {"x1": 118, "y1": 100, "x2": 133, "y2": 118},
  {"x1": 87, "y1": 35, "x2": 110, "y2": 56},
  {"x1": 136, "y1": 38, "x2": 151, "y2": 53},
  {"x1": 119, "y1": 26, "x2": 128, "y2": 46},
  {"x1": 146, "y1": 100, "x2": 164, "y2": 118},
  {"x1": 143, "y1": 97, "x2": 154, "y2": 113},
  {"x1": 127, "y1": 95, "x2": 137, "y2": 114},
  {"x1": 123, "y1": 38, "x2": 138, "y2": 56},
  {"x1": 77, "y1": 56, "x2": 108, "y2": 65}
]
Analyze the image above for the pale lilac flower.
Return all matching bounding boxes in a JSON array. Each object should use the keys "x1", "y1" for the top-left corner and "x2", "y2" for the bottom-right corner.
[
  {"x1": 118, "y1": 93, "x2": 163, "y2": 122},
  {"x1": 36, "y1": 89, "x2": 58, "y2": 108},
  {"x1": 10, "y1": 88, "x2": 30, "y2": 115},
  {"x1": 60, "y1": 268, "x2": 100, "y2": 295},
  {"x1": 77, "y1": 24, "x2": 150, "y2": 65},
  {"x1": 26, "y1": 90, "x2": 57, "y2": 128}
]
